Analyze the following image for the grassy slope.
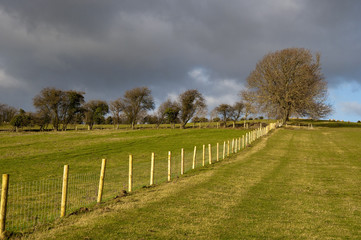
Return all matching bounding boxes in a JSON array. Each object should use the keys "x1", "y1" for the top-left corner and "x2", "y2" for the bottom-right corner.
[
  {"x1": 24, "y1": 127, "x2": 361, "y2": 239},
  {"x1": 0, "y1": 128, "x2": 247, "y2": 183}
]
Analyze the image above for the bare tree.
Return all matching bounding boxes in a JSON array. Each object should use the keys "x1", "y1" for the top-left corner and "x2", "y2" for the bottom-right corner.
[
  {"x1": 33, "y1": 88, "x2": 85, "y2": 130},
  {"x1": 240, "y1": 90, "x2": 256, "y2": 128},
  {"x1": 229, "y1": 101, "x2": 244, "y2": 128},
  {"x1": 33, "y1": 88, "x2": 63, "y2": 131},
  {"x1": 178, "y1": 89, "x2": 206, "y2": 129},
  {"x1": 120, "y1": 87, "x2": 155, "y2": 129},
  {"x1": 0, "y1": 103, "x2": 17, "y2": 124},
  {"x1": 210, "y1": 108, "x2": 218, "y2": 122},
  {"x1": 109, "y1": 98, "x2": 123, "y2": 129},
  {"x1": 215, "y1": 104, "x2": 232, "y2": 127},
  {"x1": 244, "y1": 48, "x2": 332, "y2": 123}
]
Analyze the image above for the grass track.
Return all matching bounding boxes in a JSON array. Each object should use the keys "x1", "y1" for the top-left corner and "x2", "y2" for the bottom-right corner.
[{"x1": 24, "y1": 127, "x2": 361, "y2": 239}]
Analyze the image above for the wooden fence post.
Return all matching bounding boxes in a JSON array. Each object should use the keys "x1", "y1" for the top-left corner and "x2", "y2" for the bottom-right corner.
[
  {"x1": 234, "y1": 138, "x2": 238, "y2": 153},
  {"x1": 227, "y1": 140, "x2": 230, "y2": 156},
  {"x1": 168, "y1": 151, "x2": 171, "y2": 182},
  {"x1": 208, "y1": 144, "x2": 212, "y2": 164},
  {"x1": 150, "y1": 153, "x2": 155, "y2": 186},
  {"x1": 231, "y1": 139, "x2": 234, "y2": 153},
  {"x1": 128, "y1": 155, "x2": 133, "y2": 192},
  {"x1": 60, "y1": 165, "x2": 69, "y2": 217},
  {"x1": 181, "y1": 148, "x2": 184, "y2": 175},
  {"x1": 192, "y1": 146, "x2": 196, "y2": 169},
  {"x1": 0, "y1": 174, "x2": 9, "y2": 238},
  {"x1": 238, "y1": 137, "x2": 241, "y2": 151},
  {"x1": 223, "y1": 141, "x2": 226, "y2": 160},
  {"x1": 242, "y1": 135, "x2": 245, "y2": 149},
  {"x1": 97, "y1": 159, "x2": 107, "y2": 202},
  {"x1": 202, "y1": 145, "x2": 205, "y2": 166},
  {"x1": 217, "y1": 143, "x2": 219, "y2": 162}
]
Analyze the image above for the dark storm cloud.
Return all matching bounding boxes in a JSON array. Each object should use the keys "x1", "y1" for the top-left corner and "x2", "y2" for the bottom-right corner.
[{"x1": 0, "y1": 0, "x2": 361, "y2": 111}]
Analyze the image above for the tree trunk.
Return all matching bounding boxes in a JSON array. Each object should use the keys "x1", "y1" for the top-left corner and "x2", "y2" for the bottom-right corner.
[
  {"x1": 283, "y1": 111, "x2": 290, "y2": 124},
  {"x1": 232, "y1": 121, "x2": 235, "y2": 128}
]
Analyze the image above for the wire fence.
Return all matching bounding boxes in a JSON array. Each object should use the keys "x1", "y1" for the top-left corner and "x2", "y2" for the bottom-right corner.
[{"x1": 0, "y1": 123, "x2": 278, "y2": 236}]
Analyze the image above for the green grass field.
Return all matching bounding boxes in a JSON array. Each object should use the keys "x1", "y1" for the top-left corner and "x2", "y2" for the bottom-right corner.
[
  {"x1": 21, "y1": 126, "x2": 361, "y2": 239},
  {"x1": 0, "y1": 128, "x2": 249, "y2": 183},
  {"x1": 1, "y1": 127, "x2": 254, "y2": 234}
]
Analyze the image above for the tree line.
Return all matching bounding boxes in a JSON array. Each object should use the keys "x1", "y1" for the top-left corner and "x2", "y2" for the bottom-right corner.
[
  {"x1": 1, "y1": 86, "x2": 252, "y2": 131},
  {"x1": 0, "y1": 48, "x2": 332, "y2": 131}
]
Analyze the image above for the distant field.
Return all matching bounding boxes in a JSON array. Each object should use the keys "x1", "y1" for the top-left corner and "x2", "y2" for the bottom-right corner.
[
  {"x1": 288, "y1": 119, "x2": 361, "y2": 128},
  {"x1": 24, "y1": 126, "x2": 361, "y2": 239},
  {"x1": 0, "y1": 119, "x2": 270, "y2": 131}
]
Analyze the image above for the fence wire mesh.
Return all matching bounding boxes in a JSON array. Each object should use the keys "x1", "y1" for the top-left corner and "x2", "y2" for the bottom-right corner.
[{"x1": 7, "y1": 178, "x2": 62, "y2": 232}]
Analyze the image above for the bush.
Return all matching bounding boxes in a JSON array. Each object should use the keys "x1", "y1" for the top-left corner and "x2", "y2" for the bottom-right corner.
[
  {"x1": 213, "y1": 117, "x2": 220, "y2": 122},
  {"x1": 10, "y1": 111, "x2": 31, "y2": 130}
]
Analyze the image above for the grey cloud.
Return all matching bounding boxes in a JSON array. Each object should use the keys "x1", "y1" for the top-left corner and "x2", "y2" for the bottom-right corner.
[{"x1": 0, "y1": 0, "x2": 361, "y2": 112}]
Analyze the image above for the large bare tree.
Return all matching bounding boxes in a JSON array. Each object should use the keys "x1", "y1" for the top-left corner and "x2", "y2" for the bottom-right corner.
[
  {"x1": 178, "y1": 89, "x2": 206, "y2": 129},
  {"x1": 243, "y1": 48, "x2": 332, "y2": 122},
  {"x1": 120, "y1": 87, "x2": 155, "y2": 129}
]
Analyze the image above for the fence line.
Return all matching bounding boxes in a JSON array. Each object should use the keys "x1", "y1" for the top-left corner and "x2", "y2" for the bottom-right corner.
[{"x1": 0, "y1": 122, "x2": 279, "y2": 237}]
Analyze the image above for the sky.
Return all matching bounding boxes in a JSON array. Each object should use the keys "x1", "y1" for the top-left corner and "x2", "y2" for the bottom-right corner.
[{"x1": 0, "y1": 0, "x2": 361, "y2": 121}]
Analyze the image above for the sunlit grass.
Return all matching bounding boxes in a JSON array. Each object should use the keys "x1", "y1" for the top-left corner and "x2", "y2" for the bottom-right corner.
[
  {"x1": 0, "y1": 128, "x2": 251, "y2": 183},
  {"x1": 24, "y1": 127, "x2": 361, "y2": 239}
]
